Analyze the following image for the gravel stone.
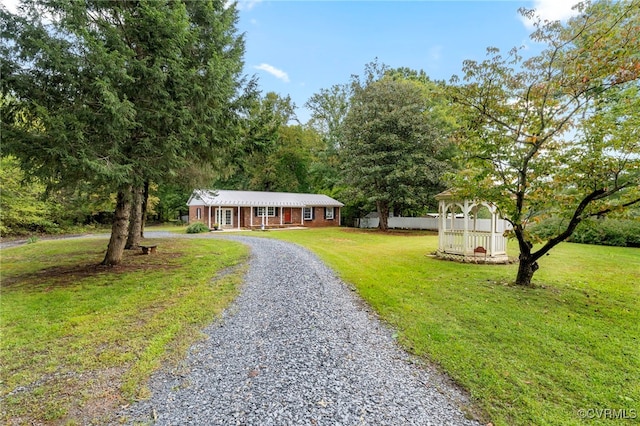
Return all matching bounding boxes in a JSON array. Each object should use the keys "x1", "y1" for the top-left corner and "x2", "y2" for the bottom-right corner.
[{"x1": 116, "y1": 235, "x2": 481, "y2": 425}]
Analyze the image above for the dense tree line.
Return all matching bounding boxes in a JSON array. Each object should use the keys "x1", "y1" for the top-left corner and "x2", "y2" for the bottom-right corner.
[
  {"x1": 2, "y1": 0, "x2": 255, "y2": 264},
  {"x1": 2, "y1": 0, "x2": 637, "y2": 287}
]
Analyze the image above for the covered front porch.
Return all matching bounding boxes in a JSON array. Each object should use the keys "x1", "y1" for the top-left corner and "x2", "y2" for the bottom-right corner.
[{"x1": 208, "y1": 205, "x2": 308, "y2": 230}]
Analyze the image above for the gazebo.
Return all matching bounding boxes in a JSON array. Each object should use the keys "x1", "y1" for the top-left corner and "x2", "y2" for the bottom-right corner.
[{"x1": 434, "y1": 190, "x2": 511, "y2": 263}]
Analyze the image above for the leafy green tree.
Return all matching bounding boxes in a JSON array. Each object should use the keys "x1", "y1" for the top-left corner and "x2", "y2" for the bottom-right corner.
[
  {"x1": 342, "y1": 68, "x2": 454, "y2": 231},
  {"x1": 154, "y1": 183, "x2": 191, "y2": 223},
  {"x1": 305, "y1": 84, "x2": 350, "y2": 194},
  {"x1": 1, "y1": 0, "x2": 250, "y2": 264},
  {"x1": 306, "y1": 83, "x2": 350, "y2": 152},
  {"x1": 248, "y1": 124, "x2": 321, "y2": 193},
  {"x1": 215, "y1": 92, "x2": 320, "y2": 193},
  {"x1": 0, "y1": 156, "x2": 55, "y2": 235},
  {"x1": 48, "y1": 184, "x2": 115, "y2": 226},
  {"x1": 450, "y1": 0, "x2": 640, "y2": 286}
]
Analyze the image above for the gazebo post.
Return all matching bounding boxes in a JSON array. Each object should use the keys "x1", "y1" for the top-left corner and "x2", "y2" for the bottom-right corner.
[
  {"x1": 489, "y1": 204, "x2": 496, "y2": 257},
  {"x1": 463, "y1": 200, "x2": 469, "y2": 255},
  {"x1": 438, "y1": 200, "x2": 445, "y2": 252}
]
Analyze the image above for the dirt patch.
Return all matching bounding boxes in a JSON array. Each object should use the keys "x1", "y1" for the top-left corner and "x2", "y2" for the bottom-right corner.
[
  {"x1": 63, "y1": 367, "x2": 128, "y2": 426},
  {"x1": 3, "y1": 367, "x2": 128, "y2": 426},
  {"x1": 2, "y1": 249, "x2": 182, "y2": 291}
]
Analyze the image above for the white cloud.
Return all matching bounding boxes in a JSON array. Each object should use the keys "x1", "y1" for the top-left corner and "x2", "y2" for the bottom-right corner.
[
  {"x1": 254, "y1": 63, "x2": 290, "y2": 83},
  {"x1": 520, "y1": 0, "x2": 581, "y2": 29},
  {"x1": 429, "y1": 45, "x2": 443, "y2": 62},
  {"x1": 236, "y1": 0, "x2": 263, "y2": 11}
]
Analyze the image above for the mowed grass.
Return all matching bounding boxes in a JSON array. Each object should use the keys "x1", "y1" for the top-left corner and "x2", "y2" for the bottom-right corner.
[
  {"x1": 258, "y1": 228, "x2": 640, "y2": 426},
  {"x1": 0, "y1": 236, "x2": 248, "y2": 424}
]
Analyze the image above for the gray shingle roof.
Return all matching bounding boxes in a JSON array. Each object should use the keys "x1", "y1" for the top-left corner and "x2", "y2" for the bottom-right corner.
[{"x1": 188, "y1": 190, "x2": 344, "y2": 207}]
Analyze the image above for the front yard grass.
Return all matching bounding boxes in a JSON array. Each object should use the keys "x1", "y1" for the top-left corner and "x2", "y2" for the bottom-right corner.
[
  {"x1": 262, "y1": 228, "x2": 639, "y2": 426},
  {"x1": 0, "y1": 237, "x2": 248, "y2": 424}
]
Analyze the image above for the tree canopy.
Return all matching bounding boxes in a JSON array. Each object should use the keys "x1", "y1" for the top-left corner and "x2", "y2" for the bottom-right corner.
[
  {"x1": 450, "y1": 0, "x2": 640, "y2": 285},
  {"x1": 1, "y1": 0, "x2": 251, "y2": 264},
  {"x1": 342, "y1": 66, "x2": 454, "y2": 230}
]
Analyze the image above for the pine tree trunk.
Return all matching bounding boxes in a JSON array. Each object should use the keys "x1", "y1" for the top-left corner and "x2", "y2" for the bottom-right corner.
[
  {"x1": 515, "y1": 254, "x2": 539, "y2": 286},
  {"x1": 376, "y1": 201, "x2": 389, "y2": 231},
  {"x1": 140, "y1": 180, "x2": 149, "y2": 238},
  {"x1": 102, "y1": 188, "x2": 132, "y2": 266},
  {"x1": 125, "y1": 186, "x2": 143, "y2": 249}
]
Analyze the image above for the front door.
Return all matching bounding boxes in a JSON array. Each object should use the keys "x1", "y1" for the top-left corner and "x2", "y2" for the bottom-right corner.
[
  {"x1": 284, "y1": 208, "x2": 292, "y2": 223},
  {"x1": 220, "y1": 208, "x2": 233, "y2": 228}
]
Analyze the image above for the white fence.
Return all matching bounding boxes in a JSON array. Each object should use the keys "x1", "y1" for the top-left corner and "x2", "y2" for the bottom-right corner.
[
  {"x1": 358, "y1": 216, "x2": 510, "y2": 232},
  {"x1": 358, "y1": 216, "x2": 438, "y2": 230}
]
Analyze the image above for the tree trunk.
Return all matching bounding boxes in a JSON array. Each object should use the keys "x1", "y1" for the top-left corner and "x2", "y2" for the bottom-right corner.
[
  {"x1": 140, "y1": 180, "x2": 149, "y2": 238},
  {"x1": 513, "y1": 226, "x2": 539, "y2": 286},
  {"x1": 102, "y1": 187, "x2": 132, "y2": 266},
  {"x1": 125, "y1": 186, "x2": 143, "y2": 249},
  {"x1": 516, "y1": 256, "x2": 538, "y2": 287},
  {"x1": 376, "y1": 200, "x2": 389, "y2": 231}
]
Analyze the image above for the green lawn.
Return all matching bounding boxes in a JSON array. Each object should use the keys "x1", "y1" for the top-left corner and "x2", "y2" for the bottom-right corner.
[
  {"x1": 0, "y1": 236, "x2": 248, "y2": 424},
  {"x1": 257, "y1": 227, "x2": 640, "y2": 426},
  {"x1": 1, "y1": 228, "x2": 637, "y2": 425}
]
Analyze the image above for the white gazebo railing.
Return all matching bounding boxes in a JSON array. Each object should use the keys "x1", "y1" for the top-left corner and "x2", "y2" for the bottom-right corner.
[{"x1": 435, "y1": 190, "x2": 511, "y2": 263}]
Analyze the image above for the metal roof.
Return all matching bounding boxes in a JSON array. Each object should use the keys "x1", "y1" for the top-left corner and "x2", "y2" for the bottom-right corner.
[{"x1": 188, "y1": 190, "x2": 344, "y2": 207}]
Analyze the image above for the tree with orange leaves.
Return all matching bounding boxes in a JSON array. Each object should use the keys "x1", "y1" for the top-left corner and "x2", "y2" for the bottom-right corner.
[{"x1": 450, "y1": 0, "x2": 640, "y2": 286}]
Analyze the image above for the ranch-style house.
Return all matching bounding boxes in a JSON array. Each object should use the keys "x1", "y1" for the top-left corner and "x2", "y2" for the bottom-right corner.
[{"x1": 187, "y1": 189, "x2": 344, "y2": 230}]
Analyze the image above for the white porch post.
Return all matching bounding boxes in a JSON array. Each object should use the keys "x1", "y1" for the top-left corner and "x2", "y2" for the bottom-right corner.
[
  {"x1": 208, "y1": 205, "x2": 211, "y2": 228},
  {"x1": 238, "y1": 206, "x2": 241, "y2": 230},
  {"x1": 301, "y1": 207, "x2": 304, "y2": 225},
  {"x1": 280, "y1": 206, "x2": 283, "y2": 226},
  {"x1": 250, "y1": 206, "x2": 254, "y2": 227}
]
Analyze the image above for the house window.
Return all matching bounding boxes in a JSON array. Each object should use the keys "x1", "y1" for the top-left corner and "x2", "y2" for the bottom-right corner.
[
  {"x1": 325, "y1": 207, "x2": 334, "y2": 220},
  {"x1": 255, "y1": 207, "x2": 277, "y2": 217},
  {"x1": 303, "y1": 207, "x2": 313, "y2": 220},
  {"x1": 196, "y1": 208, "x2": 202, "y2": 219}
]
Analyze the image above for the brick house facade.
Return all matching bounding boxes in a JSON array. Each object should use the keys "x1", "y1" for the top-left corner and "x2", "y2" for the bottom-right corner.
[{"x1": 187, "y1": 190, "x2": 343, "y2": 230}]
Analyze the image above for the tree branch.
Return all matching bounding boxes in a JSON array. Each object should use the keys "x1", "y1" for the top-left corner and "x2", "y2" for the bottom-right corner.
[{"x1": 531, "y1": 188, "x2": 606, "y2": 261}]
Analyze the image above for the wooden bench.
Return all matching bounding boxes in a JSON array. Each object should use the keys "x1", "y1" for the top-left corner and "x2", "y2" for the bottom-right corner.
[
  {"x1": 473, "y1": 246, "x2": 487, "y2": 262},
  {"x1": 140, "y1": 244, "x2": 157, "y2": 255}
]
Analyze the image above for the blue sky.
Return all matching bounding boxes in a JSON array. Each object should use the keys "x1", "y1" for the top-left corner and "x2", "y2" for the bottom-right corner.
[
  {"x1": 235, "y1": 0, "x2": 580, "y2": 122},
  {"x1": 2, "y1": 0, "x2": 581, "y2": 122}
]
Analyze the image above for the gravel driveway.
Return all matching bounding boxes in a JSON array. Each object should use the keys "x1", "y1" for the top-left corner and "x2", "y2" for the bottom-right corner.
[{"x1": 117, "y1": 235, "x2": 481, "y2": 425}]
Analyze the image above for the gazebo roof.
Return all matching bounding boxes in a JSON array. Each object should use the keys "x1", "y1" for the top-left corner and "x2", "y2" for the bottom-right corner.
[{"x1": 434, "y1": 189, "x2": 454, "y2": 201}]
